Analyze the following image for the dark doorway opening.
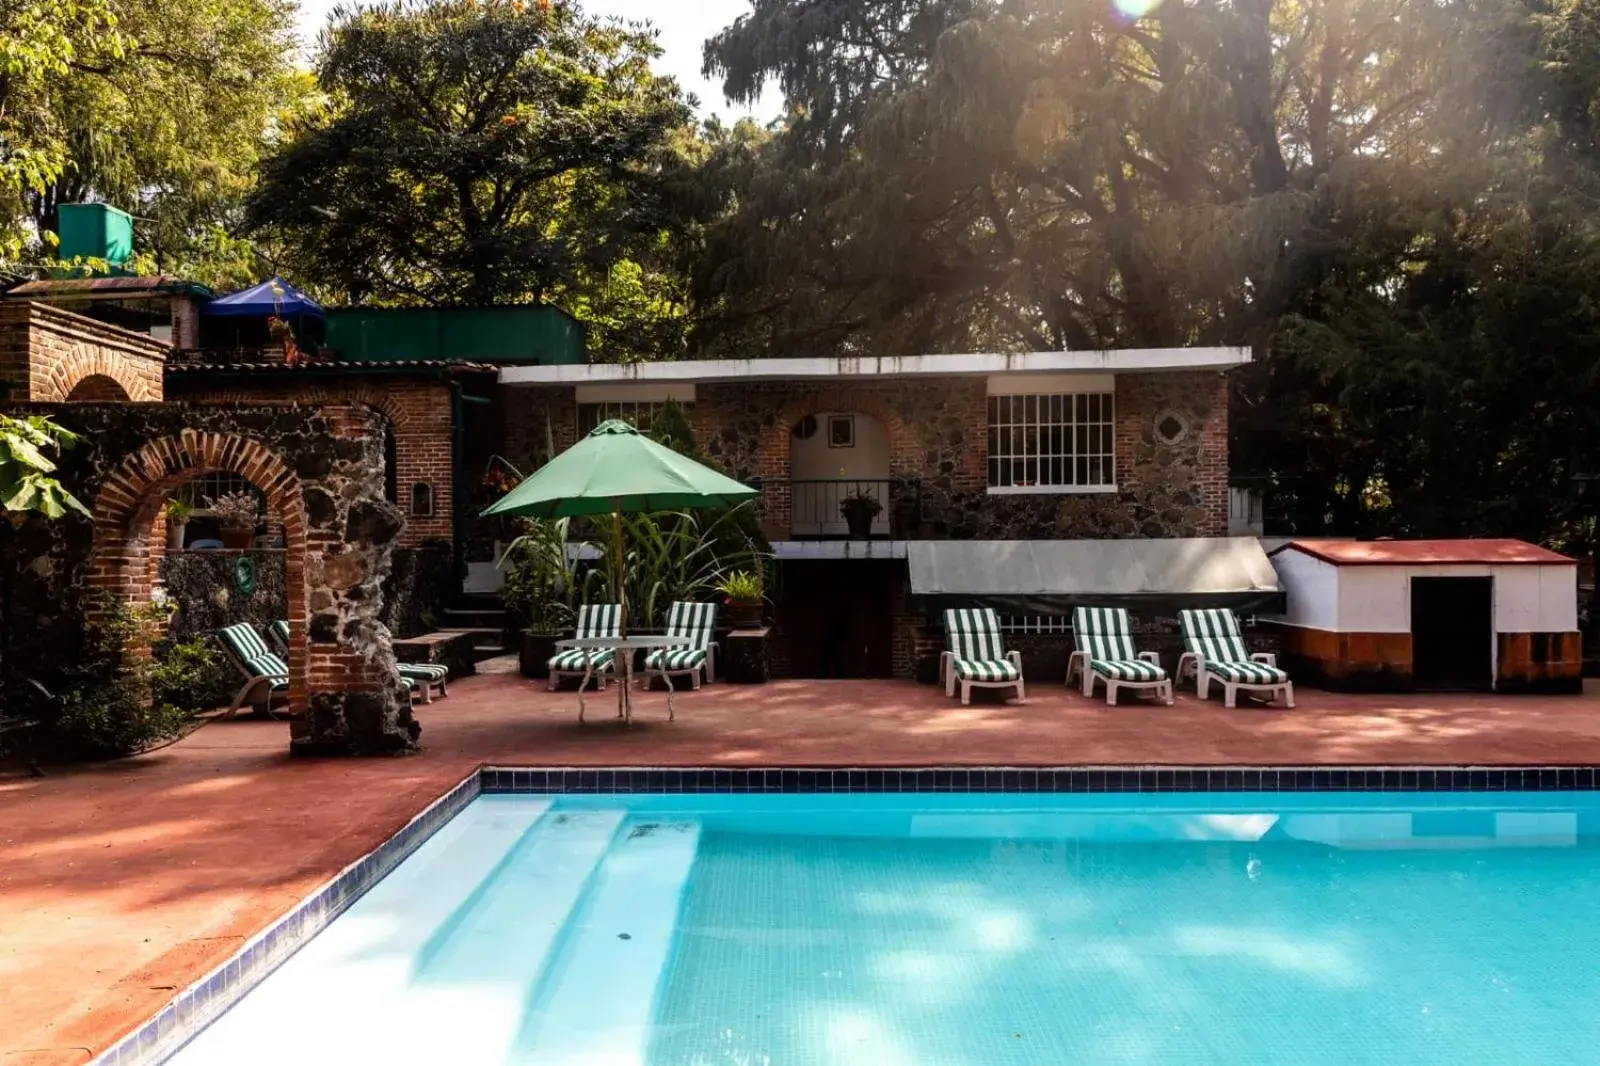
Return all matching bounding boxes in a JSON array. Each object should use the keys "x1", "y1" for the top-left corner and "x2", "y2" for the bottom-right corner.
[
  {"x1": 775, "y1": 560, "x2": 899, "y2": 678},
  {"x1": 1411, "y1": 577, "x2": 1493, "y2": 690}
]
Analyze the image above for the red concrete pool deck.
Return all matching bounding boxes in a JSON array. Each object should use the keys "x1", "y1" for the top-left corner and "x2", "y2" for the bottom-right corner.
[{"x1": 3, "y1": 665, "x2": 1599, "y2": 1062}]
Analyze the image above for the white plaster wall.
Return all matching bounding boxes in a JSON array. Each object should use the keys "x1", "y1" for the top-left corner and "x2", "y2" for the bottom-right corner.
[
  {"x1": 1266, "y1": 549, "x2": 1339, "y2": 629},
  {"x1": 1334, "y1": 563, "x2": 1577, "y2": 633},
  {"x1": 790, "y1": 411, "x2": 890, "y2": 535}
]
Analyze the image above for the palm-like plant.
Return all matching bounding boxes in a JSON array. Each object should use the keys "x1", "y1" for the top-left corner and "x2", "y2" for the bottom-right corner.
[
  {"x1": 498, "y1": 516, "x2": 578, "y2": 635},
  {"x1": 586, "y1": 503, "x2": 767, "y2": 629}
]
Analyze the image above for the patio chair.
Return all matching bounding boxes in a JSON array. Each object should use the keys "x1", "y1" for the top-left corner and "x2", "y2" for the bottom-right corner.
[
  {"x1": 940, "y1": 608, "x2": 1025, "y2": 705},
  {"x1": 268, "y1": 619, "x2": 448, "y2": 704},
  {"x1": 1067, "y1": 606, "x2": 1173, "y2": 706},
  {"x1": 547, "y1": 603, "x2": 622, "y2": 692},
  {"x1": 216, "y1": 623, "x2": 289, "y2": 718},
  {"x1": 640, "y1": 601, "x2": 718, "y2": 690},
  {"x1": 1177, "y1": 608, "x2": 1294, "y2": 709}
]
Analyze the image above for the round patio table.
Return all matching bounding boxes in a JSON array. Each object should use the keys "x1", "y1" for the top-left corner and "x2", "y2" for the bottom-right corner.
[{"x1": 554, "y1": 634, "x2": 691, "y2": 726}]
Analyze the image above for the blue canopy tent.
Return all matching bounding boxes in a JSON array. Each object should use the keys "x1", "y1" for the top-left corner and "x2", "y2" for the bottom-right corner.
[{"x1": 202, "y1": 276, "x2": 324, "y2": 318}]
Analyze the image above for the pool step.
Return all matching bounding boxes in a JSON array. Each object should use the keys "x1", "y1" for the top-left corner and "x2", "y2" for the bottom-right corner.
[
  {"x1": 403, "y1": 807, "x2": 627, "y2": 1063},
  {"x1": 514, "y1": 819, "x2": 703, "y2": 1064},
  {"x1": 165, "y1": 795, "x2": 555, "y2": 1065}
]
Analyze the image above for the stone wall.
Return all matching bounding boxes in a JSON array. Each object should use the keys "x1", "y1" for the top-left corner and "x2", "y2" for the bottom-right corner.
[
  {"x1": 380, "y1": 542, "x2": 456, "y2": 639},
  {"x1": 0, "y1": 301, "x2": 166, "y2": 403},
  {"x1": 0, "y1": 402, "x2": 416, "y2": 755},
  {"x1": 160, "y1": 550, "x2": 287, "y2": 642},
  {"x1": 503, "y1": 371, "x2": 1231, "y2": 540},
  {"x1": 167, "y1": 375, "x2": 459, "y2": 547}
]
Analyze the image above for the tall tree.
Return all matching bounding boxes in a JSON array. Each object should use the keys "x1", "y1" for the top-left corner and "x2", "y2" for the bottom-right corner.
[
  {"x1": 0, "y1": 0, "x2": 299, "y2": 279},
  {"x1": 249, "y1": 0, "x2": 704, "y2": 358}
]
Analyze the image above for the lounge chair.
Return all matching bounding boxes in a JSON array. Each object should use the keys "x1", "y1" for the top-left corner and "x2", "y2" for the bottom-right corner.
[
  {"x1": 1177, "y1": 608, "x2": 1294, "y2": 708},
  {"x1": 216, "y1": 622, "x2": 289, "y2": 718},
  {"x1": 1067, "y1": 606, "x2": 1173, "y2": 706},
  {"x1": 640, "y1": 601, "x2": 718, "y2": 690},
  {"x1": 940, "y1": 607, "x2": 1025, "y2": 705},
  {"x1": 547, "y1": 603, "x2": 622, "y2": 692},
  {"x1": 268, "y1": 619, "x2": 449, "y2": 704}
]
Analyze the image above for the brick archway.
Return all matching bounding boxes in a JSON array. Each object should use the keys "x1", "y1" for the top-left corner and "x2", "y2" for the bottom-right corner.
[
  {"x1": 763, "y1": 390, "x2": 920, "y2": 481},
  {"x1": 65, "y1": 374, "x2": 131, "y2": 402},
  {"x1": 45, "y1": 342, "x2": 162, "y2": 403},
  {"x1": 88, "y1": 432, "x2": 311, "y2": 711}
]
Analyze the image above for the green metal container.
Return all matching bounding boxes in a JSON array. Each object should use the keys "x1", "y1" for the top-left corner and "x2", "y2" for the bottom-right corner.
[
  {"x1": 56, "y1": 203, "x2": 134, "y2": 265},
  {"x1": 325, "y1": 306, "x2": 585, "y2": 364}
]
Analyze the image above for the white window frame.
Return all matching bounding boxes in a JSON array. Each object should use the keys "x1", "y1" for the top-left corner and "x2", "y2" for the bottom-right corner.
[{"x1": 984, "y1": 386, "x2": 1117, "y2": 495}]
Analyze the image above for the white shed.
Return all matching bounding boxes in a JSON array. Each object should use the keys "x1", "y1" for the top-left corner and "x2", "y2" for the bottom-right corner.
[{"x1": 1265, "y1": 539, "x2": 1580, "y2": 693}]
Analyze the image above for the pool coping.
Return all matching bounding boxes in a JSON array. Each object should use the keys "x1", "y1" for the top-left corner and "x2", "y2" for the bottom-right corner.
[{"x1": 94, "y1": 761, "x2": 1600, "y2": 1064}]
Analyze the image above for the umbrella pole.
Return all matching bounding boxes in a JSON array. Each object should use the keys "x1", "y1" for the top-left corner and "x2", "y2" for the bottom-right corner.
[{"x1": 613, "y1": 504, "x2": 628, "y2": 723}]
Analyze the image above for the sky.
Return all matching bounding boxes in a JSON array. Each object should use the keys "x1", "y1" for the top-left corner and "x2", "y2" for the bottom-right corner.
[{"x1": 294, "y1": 0, "x2": 782, "y2": 123}]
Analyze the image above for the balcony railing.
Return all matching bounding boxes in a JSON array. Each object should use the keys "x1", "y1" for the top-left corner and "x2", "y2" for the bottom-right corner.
[
  {"x1": 169, "y1": 347, "x2": 333, "y2": 366},
  {"x1": 750, "y1": 477, "x2": 922, "y2": 540}
]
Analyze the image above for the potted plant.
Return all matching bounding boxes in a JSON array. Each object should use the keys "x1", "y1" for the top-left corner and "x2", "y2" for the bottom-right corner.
[
  {"x1": 206, "y1": 491, "x2": 261, "y2": 550},
  {"x1": 840, "y1": 490, "x2": 882, "y2": 539},
  {"x1": 717, "y1": 569, "x2": 765, "y2": 629},
  {"x1": 163, "y1": 498, "x2": 193, "y2": 550},
  {"x1": 500, "y1": 517, "x2": 577, "y2": 678}
]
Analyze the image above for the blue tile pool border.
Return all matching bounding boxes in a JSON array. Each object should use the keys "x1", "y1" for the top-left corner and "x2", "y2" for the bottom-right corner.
[
  {"x1": 91, "y1": 769, "x2": 482, "y2": 1066},
  {"x1": 95, "y1": 761, "x2": 1600, "y2": 1064},
  {"x1": 478, "y1": 764, "x2": 1600, "y2": 794}
]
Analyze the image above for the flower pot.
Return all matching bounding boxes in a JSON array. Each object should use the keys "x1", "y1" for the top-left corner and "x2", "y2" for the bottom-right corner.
[
  {"x1": 165, "y1": 520, "x2": 187, "y2": 551},
  {"x1": 725, "y1": 600, "x2": 764, "y2": 630},
  {"x1": 219, "y1": 526, "x2": 255, "y2": 550},
  {"x1": 841, "y1": 503, "x2": 877, "y2": 539},
  {"x1": 519, "y1": 631, "x2": 560, "y2": 678}
]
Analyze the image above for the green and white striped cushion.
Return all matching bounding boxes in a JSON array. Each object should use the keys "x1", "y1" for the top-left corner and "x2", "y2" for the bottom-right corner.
[
  {"x1": 575, "y1": 603, "x2": 622, "y2": 640},
  {"x1": 549, "y1": 648, "x2": 616, "y2": 672},
  {"x1": 269, "y1": 619, "x2": 290, "y2": 650},
  {"x1": 1207, "y1": 660, "x2": 1288, "y2": 685},
  {"x1": 398, "y1": 663, "x2": 449, "y2": 682},
  {"x1": 944, "y1": 608, "x2": 1007, "y2": 661},
  {"x1": 644, "y1": 648, "x2": 709, "y2": 671},
  {"x1": 952, "y1": 658, "x2": 1021, "y2": 682},
  {"x1": 644, "y1": 602, "x2": 718, "y2": 670},
  {"x1": 1178, "y1": 608, "x2": 1253, "y2": 664},
  {"x1": 218, "y1": 622, "x2": 274, "y2": 663},
  {"x1": 1072, "y1": 606, "x2": 1139, "y2": 661},
  {"x1": 1090, "y1": 658, "x2": 1165, "y2": 682}
]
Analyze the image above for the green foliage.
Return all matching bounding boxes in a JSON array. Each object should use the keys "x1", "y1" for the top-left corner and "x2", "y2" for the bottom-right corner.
[
  {"x1": 697, "y1": 0, "x2": 1600, "y2": 550},
  {"x1": 248, "y1": 0, "x2": 701, "y2": 361},
  {"x1": 2, "y1": 0, "x2": 301, "y2": 271},
  {"x1": 0, "y1": 415, "x2": 88, "y2": 519},
  {"x1": 716, "y1": 569, "x2": 763, "y2": 603},
  {"x1": 50, "y1": 598, "x2": 218, "y2": 758},
  {"x1": 500, "y1": 516, "x2": 578, "y2": 635},
  {"x1": 587, "y1": 503, "x2": 768, "y2": 629},
  {"x1": 162, "y1": 498, "x2": 193, "y2": 523}
]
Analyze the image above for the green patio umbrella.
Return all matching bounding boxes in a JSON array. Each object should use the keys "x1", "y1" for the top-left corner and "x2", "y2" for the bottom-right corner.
[{"x1": 481, "y1": 419, "x2": 757, "y2": 634}]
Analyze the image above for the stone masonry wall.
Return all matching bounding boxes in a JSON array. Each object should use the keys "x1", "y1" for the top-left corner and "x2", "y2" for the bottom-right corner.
[
  {"x1": 160, "y1": 549, "x2": 288, "y2": 642},
  {"x1": 504, "y1": 372, "x2": 1231, "y2": 539},
  {"x1": 167, "y1": 377, "x2": 457, "y2": 547},
  {"x1": 0, "y1": 402, "x2": 416, "y2": 755},
  {"x1": 0, "y1": 301, "x2": 166, "y2": 403}
]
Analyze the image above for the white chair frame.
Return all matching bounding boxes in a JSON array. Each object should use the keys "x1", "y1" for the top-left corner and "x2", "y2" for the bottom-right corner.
[
  {"x1": 1177, "y1": 650, "x2": 1295, "y2": 709},
  {"x1": 940, "y1": 649, "x2": 1026, "y2": 706}
]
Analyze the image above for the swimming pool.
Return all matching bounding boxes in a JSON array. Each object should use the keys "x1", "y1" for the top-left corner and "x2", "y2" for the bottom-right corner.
[{"x1": 167, "y1": 789, "x2": 1600, "y2": 1064}]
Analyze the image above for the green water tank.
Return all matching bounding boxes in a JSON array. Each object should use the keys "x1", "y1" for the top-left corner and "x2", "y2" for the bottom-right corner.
[
  {"x1": 56, "y1": 203, "x2": 134, "y2": 265},
  {"x1": 325, "y1": 305, "x2": 585, "y2": 364}
]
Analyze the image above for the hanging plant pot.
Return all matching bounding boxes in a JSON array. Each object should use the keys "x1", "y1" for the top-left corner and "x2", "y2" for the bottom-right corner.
[{"x1": 219, "y1": 525, "x2": 255, "y2": 550}]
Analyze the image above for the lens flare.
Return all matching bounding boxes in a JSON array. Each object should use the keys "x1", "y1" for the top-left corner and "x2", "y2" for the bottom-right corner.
[{"x1": 1112, "y1": 0, "x2": 1160, "y2": 18}]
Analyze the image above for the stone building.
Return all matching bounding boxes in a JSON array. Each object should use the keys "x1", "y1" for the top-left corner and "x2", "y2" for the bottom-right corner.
[{"x1": 499, "y1": 349, "x2": 1264, "y2": 679}]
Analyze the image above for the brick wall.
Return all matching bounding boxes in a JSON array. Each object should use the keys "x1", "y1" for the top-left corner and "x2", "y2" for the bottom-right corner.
[
  {"x1": 167, "y1": 377, "x2": 456, "y2": 547},
  {"x1": 0, "y1": 301, "x2": 166, "y2": 402},
  {"x1": 503, "y1": 370, "x2": 1232, "y2": 540}
]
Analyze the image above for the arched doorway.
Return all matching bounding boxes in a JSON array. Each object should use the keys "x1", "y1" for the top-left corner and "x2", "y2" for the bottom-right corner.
[
  {"x1": 788, "y1": 411, "x2": 891, "y2": 537},
  {"x1": 88, "y1": 432, "x2": 312, "y2": 713},
  {"x1": 64, "y1": 374, "x2": 131, "y2": 402}
]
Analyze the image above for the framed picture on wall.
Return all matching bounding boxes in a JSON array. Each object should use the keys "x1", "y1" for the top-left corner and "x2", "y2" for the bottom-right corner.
[{"x1": 828, "y1": 415, "x2": 855, "y2": 448}]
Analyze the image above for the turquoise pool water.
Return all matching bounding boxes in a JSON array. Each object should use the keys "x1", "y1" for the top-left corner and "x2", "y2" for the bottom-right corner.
[{"x1": 169, "y1": 792, "x2": 1600, "y2": 1064}]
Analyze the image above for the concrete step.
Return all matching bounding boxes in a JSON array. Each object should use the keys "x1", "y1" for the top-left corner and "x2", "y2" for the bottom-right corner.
[
  {"x1": 439, "y1": 626, "x2": 513, "y2": 663},
  {"x1": 442, "y1": 607, "x2": 506, "y2": 629}
]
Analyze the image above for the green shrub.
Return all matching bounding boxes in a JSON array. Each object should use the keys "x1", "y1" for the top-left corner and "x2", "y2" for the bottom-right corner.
[{"x1": 48, "y1": 598, "x2": 220, "y2": 759}]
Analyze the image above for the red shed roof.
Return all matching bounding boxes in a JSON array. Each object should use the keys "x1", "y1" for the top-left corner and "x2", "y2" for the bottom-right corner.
[{"x1": 1275, "y1": 539, "x2": 1574, "y2": 566}]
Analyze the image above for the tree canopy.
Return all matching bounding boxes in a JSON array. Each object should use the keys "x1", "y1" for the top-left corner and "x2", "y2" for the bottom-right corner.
[
  {"x1": 247, "y1": 0, "x2": 713, "y2": 359},
  {"x1": 698, "y1": 0, "x2": 1600, "y2": 546}
]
